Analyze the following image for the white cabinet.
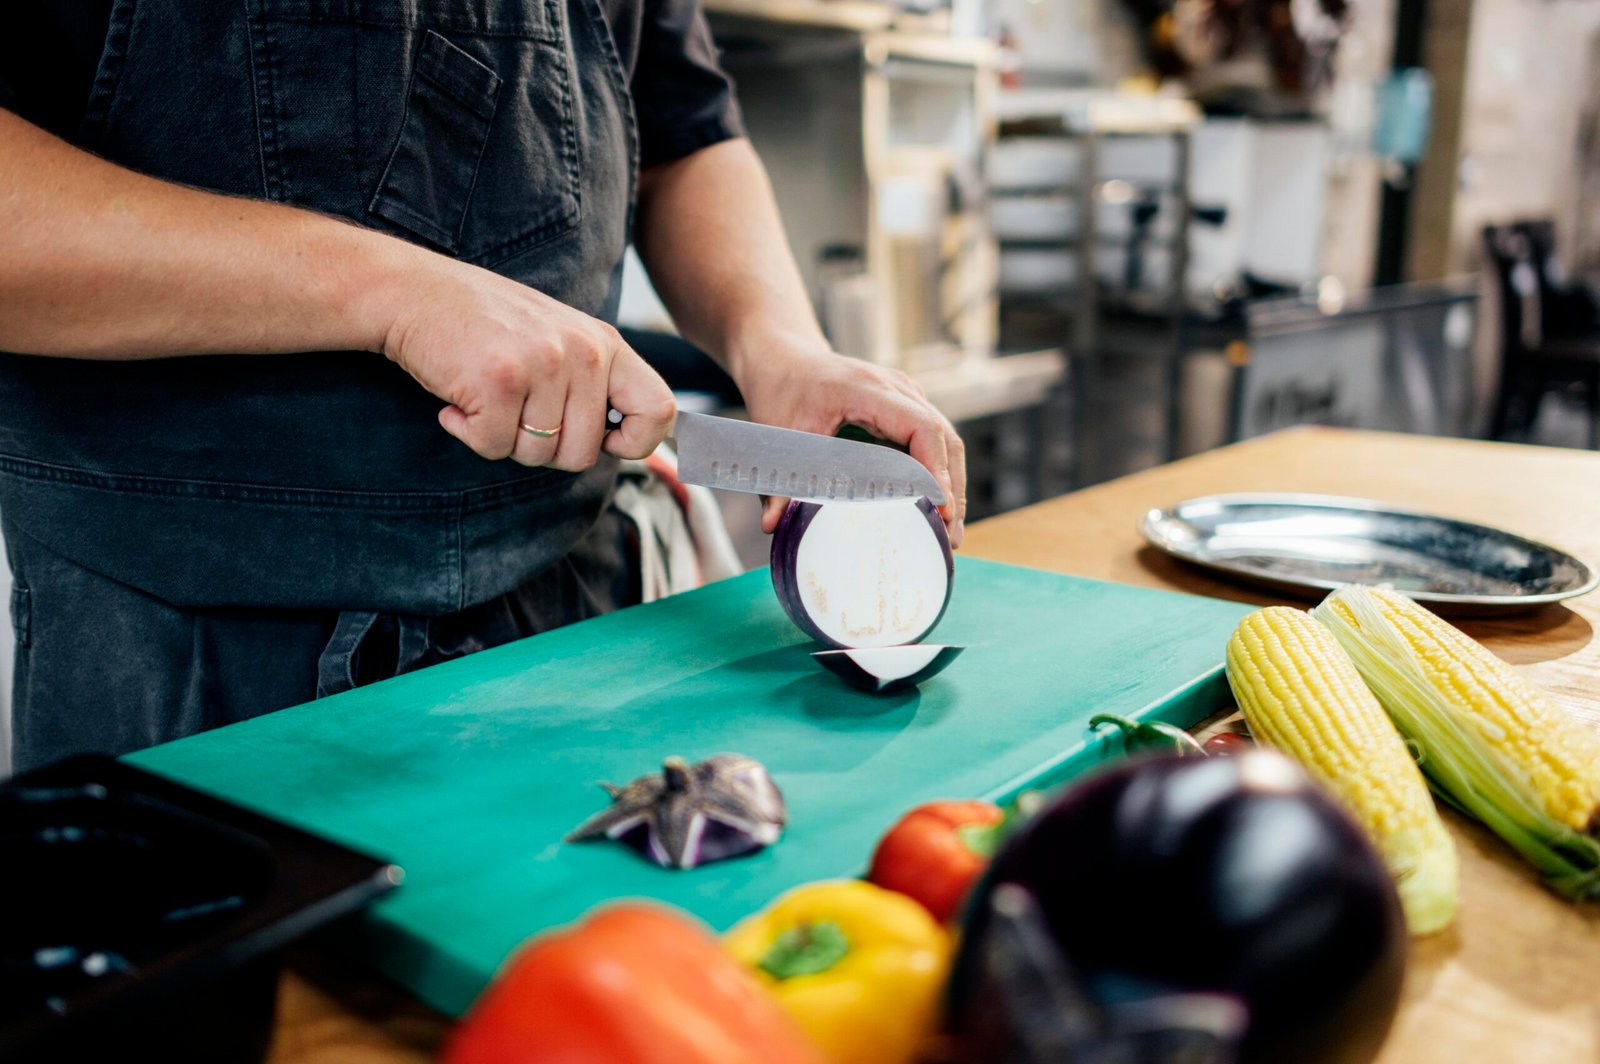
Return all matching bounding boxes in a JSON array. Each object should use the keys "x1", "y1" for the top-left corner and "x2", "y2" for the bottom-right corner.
[{"x1": 707, "y1": 16, "x2": 999, "y2": 372}]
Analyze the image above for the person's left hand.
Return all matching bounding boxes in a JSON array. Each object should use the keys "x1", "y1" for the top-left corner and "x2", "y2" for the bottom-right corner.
[{"x1": 732, "y1": 341, "x2": 967, "y2": 548}]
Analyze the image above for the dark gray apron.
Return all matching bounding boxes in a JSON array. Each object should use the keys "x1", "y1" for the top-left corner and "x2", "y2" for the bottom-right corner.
[{"x1": 1, "y1": 0, "x2": 643, "y2": 771}]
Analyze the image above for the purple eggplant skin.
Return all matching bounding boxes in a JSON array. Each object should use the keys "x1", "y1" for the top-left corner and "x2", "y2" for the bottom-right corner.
[
  {"x1": 770, "y1": 497, "x2": 954, "y2": 648},
  {"x1": 769, "y1": 499, "x2": 822, "y2": 638},
  {"x1": 945, "y1": 751, "x2": 1407, "y2": 1064}
]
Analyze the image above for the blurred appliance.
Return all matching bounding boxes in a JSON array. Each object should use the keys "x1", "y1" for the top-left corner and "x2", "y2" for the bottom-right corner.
[
  {"x1": 1187, "y1": 118, "x2": 1330, "y2": 306},
  {"x1": 1175, "y1": 280, "x2": 1481, "y2": 455}
]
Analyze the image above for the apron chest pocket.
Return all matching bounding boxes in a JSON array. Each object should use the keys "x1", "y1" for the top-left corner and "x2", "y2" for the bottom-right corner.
[
  {"x1": 248, "y1": 5, "x2": 583, "y2": 266},
  {"x1": 370, "y1": 31, "x2": 502, "y2": 254}
]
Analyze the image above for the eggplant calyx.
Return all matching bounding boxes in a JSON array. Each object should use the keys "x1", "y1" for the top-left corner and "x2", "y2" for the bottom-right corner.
[{"x1": 759, "y1": 920, "x2": 851, "y2": 980}]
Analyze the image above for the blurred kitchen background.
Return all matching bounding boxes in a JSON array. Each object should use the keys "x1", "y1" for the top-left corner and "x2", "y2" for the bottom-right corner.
[
  {"x1": 2, "y1": 0, "x2": 1600, "y2": 741},
  {"x1": 614, "y1": 0, "x2": 1600, "y2": 565}
]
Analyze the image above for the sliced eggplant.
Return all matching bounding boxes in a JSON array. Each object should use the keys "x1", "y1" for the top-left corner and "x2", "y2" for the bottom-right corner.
[
  {"x1": 812, "y1": 644, "x2": 964, "y2": 693},
  {"x1": 772, "y1": 497, "x2": 953, "y2": 648}
]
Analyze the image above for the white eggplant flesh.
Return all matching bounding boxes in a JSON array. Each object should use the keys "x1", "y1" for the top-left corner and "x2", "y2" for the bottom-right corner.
[{"x1": 771, "y1": 497, "x2": 953, "y2": 649}]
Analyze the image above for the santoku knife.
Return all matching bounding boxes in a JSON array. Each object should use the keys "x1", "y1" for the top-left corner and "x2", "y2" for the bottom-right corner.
[{"x1": 608, "y1": 408, "x2": 945, "y2": 505}]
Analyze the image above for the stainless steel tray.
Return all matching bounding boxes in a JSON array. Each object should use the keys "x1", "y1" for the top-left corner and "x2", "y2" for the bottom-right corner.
[{"x1": 1139, "y1": 493, "x2": 1598, "y2": 615}]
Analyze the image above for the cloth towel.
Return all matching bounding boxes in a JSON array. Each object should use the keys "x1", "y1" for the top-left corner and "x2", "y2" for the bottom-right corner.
[{"x1": 613, "y1": 446, "x2": 744, "y2": 601}]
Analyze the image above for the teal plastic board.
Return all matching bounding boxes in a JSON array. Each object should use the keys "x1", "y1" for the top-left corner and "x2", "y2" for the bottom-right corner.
[{"x1": 129, "y1": 559, "x2": 1252, "y2": 1017}]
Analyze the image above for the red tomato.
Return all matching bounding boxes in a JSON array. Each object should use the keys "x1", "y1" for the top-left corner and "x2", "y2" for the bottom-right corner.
[
  {"x1": 1202, "y1": 731, "x2": 1254, "y2": 756},
  {"x1": 868, "y1": 800, "x2": 1006, "y2": 925}
]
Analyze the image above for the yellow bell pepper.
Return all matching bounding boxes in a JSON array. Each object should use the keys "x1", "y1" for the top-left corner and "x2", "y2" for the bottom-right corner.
[{"x1": 723, "y1": 880, "x2": 950, "y2": 1064}]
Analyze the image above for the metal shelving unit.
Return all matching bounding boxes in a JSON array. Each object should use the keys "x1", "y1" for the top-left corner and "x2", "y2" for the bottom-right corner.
[{"x1": 991, "y1": 91, "x2": 1200, "y2": 486}]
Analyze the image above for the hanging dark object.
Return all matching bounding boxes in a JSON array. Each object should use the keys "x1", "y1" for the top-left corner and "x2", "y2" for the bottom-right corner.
[{"x1": 1119, "y1": 0, "x2": 1350, "y2": 97}]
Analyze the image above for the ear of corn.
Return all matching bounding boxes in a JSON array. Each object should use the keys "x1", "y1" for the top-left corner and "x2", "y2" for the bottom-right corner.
[
  {"x1": 1226, "y1": 606, "x2": 1459, "y2": 934},
  {"x1": 1312, "y1": 586, "x2": 1600, "y2": 900}
]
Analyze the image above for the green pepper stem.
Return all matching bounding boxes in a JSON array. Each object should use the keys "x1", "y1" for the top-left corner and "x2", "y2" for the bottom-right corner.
[
  {"x1": 957, "y1": 821, "x2": 1003, "y2": 860},
  {"x1": 1091, "y1": 713, "x2": 1205, "y2": 756},
  {"x1": 1089, "y1": 713, "x2": 1138, "y2": 735},
  {"x1": 758, "y1": 920, "x2": 851, "y2": 981}
]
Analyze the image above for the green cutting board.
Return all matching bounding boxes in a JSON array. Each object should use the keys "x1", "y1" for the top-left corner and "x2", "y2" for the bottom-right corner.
[{"x1": 128, "y1": 559, "x2": 1250, "y2": 1017}]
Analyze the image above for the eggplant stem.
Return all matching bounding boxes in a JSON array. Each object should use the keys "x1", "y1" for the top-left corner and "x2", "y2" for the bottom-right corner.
[{"x1": 661, "y1": 757, "x2": 692, "y2": 793}]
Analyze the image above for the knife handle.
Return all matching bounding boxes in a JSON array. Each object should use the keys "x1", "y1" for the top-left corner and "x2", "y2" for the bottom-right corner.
[{"x1": 607, "y1": 406, "x2": 685, "y2": 440}]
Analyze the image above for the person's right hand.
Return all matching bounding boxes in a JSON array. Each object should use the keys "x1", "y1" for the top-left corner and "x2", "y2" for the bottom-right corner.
[{"x1": 378, "y1": 256, "x2": 676, "y2": 469}]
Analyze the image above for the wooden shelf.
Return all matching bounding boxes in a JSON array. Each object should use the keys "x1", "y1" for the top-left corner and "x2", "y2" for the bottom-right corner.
[
  {"x1": 704, "y1": 0, "x2": 995, "y2": 67},
  {"x1": 996, "y1": 89, "x2": 1201, "y2": 135},
  {"x1": 704, "y1": 0, "x2": 892, "y2": 33},
  {"x1": 914, "y1": 348, "x2": 1067, "y2": 423}
]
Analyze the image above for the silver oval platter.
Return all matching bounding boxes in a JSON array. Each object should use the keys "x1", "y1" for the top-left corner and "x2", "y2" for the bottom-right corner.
[{"x1": 1139, "y1": 493, "x2": 1599, "y2": 615}]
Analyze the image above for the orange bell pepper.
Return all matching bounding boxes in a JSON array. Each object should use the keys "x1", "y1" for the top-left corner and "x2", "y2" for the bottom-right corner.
[
  {"x1": 442, "y1": 903, "x2": 828, "y2": 1064},
  {"x1": 868, "y1": 799, "x2": 1005, "y2": 924}
]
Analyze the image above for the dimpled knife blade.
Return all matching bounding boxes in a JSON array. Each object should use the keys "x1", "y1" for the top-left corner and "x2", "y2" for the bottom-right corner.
[{"x1": 672, "y1": 411, "x2": 946, "y2": 505}]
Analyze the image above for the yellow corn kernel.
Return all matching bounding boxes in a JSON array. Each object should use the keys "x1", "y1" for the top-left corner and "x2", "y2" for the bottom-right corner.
[
  {"x1": 1321, "y1": 588, "x2": 1600, "y2": 835},
  {"x1": 1227, "y1": 606, "x2": 1458, "y2": 934}
]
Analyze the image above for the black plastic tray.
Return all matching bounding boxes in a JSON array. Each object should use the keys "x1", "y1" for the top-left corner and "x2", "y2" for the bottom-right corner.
[{"x1": 0, "y1": 755, "x2": 401, "y2": 1063}]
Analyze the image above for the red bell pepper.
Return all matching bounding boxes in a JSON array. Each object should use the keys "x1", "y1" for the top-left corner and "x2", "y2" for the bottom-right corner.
[
  {"x1": 867, "y1": 799, "x2": 1005, "y2": 924},
  {"x1": 442, "y1": 903, "x2": 827, "y2": 1064}
]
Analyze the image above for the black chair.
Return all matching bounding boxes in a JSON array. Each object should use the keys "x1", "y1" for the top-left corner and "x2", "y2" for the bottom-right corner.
[
  {"x1": 1520, "y1": 221, "x2": 1600, "y2": 336},
  {"x1": 1482, "y1": 222, "x2": 1600, "y2": 448}
]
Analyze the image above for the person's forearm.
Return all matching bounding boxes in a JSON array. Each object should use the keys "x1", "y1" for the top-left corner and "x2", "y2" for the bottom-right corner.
[
  {"x1": 0, "y1": 111, "x2": 676, "y2": 465},
  {"x1": 632, "y1": 138, "x2": 828, "y2": 384},
  {"x1": 632, "y1": 136, "x2": 968, "y2": 542},
  {"x1": 0, "y1": 109, "x2": 420, "y2": 359}
]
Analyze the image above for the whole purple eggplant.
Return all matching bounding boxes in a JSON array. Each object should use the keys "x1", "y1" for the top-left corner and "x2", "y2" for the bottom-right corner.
[{"x1": 945, "y1": 751, "x2": 1407, "y2": 1064}]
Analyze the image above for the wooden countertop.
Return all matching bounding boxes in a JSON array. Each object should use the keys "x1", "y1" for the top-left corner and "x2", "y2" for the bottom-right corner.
[{"x1": 269, "y1": 427, "x2": 1600, "y2": 1063}]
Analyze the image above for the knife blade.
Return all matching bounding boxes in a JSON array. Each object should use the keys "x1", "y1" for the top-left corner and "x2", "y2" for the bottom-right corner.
[{"x1": 663, "y1": 410, "x2": 946, "y2": 505}]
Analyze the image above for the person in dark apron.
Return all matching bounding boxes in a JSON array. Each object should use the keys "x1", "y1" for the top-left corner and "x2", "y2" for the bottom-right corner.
[{"x1": 0, "y1": 1, "x2": 969, "y2": 774}]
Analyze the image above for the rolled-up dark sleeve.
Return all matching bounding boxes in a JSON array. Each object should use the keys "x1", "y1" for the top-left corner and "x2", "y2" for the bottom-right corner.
[{"x1": 632, "y1": 0, "x2": 744, "y2": 168}]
